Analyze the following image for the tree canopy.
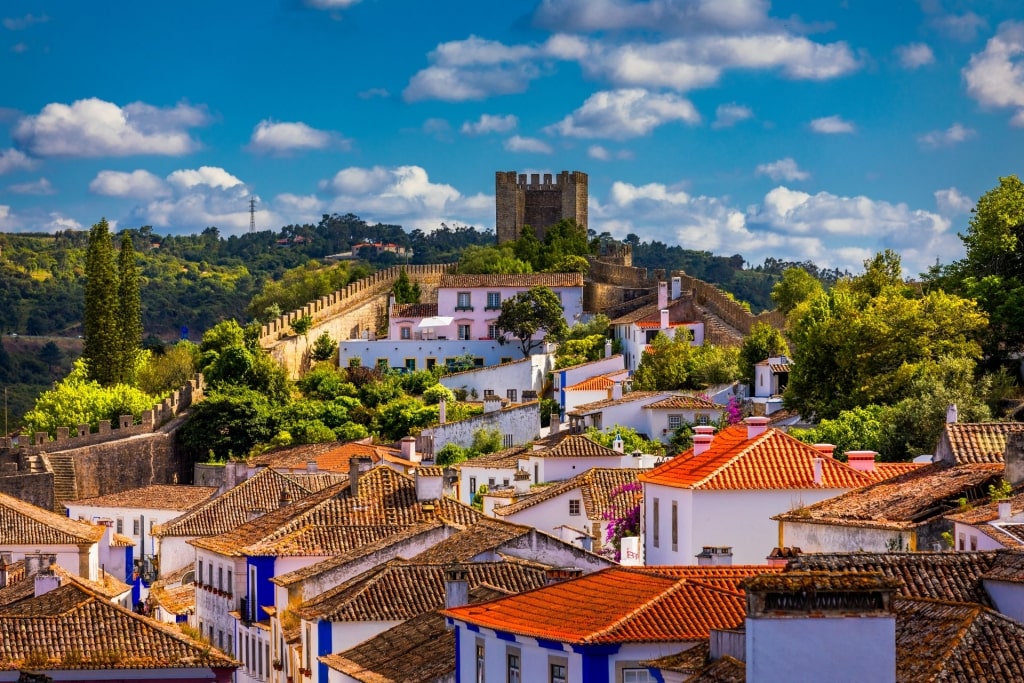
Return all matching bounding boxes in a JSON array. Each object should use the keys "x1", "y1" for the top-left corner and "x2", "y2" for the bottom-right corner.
[
  {"x1": 496, "y1": 286, "x2": 569, "y2": 357},
  {"x1": 83, "y1": 219, "x2": 121, "y2": 386}
]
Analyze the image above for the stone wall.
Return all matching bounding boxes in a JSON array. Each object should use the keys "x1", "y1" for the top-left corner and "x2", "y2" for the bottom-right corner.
[
  {"x1": 678, "y1": 274, "x2": 786, "y2": 334},
  {"x1": 418, "y1": 402, "x2": 542, "y2": 456},
  {"x1": 495, "y1": 171, "x2": 587, "y2": 243}
]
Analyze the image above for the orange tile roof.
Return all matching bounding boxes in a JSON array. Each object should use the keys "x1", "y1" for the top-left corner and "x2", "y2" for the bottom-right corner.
[
  {"x1": 632, "y1": 564, "x2": 783, "y2": 591},
  {"x1": 554, "y1": 353, "x2": 624, "y2": 373},
  {"x1": 565, "y1": 374, "x2": 616, "y2": 391},
  {"x1": 440, "y1": 273, "x2": 583, "y2": 289},
  {"x1": 532, "y1": 434, "x2": 624, "y2": 459},
  {"x1": 443, "y1": 567, "x2": 746, "y2": 644},
  {"x1": 568, "y1": 391, "x2": 670, "y2": 415},
  {"x1": 642, "y1": 395, "x2": 720, "y2": 410},
  {"x1": 639, "y1": 425, "x2": 875, "y2": 490},
  {"x1": 70, "y1": 485, "x2": 218, "y2": 511},
  {"x1": 493, "y1": 468, "x2": 642, "y2": 521},
  {"x1": 865, "y1": 461, "x2": 927, "y2": 482},
  {"x1": 391, "y1": 302, "x2": 439, "y2": 318},
  {"x1": 0, "y1": 492, "x2": 106, "y2": 545},
  {"x1": 252, "y1": 440, "x2": 399, "y2": 472}
]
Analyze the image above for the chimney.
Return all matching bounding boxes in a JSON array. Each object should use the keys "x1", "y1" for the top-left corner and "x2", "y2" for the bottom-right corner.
[
  {"x1": 612, "y1": 381, "x2": 623, "y2": 401},
  {"x1": 604, "y1": 339, "x2": 613, "y2": 358},
  {"x1": 999, "y1": 500, "x2": 1012, "y2": 520},
  {"x1": 658, "y1": 281, "x2": 668, "y2": 310},
  {"x1": 812, "y1": 457, "x2": 823, "y2": 486},
  {"x1": 765, "y1": 546, "x2": 801, "y2": 568},
  {"x1": 845, "y1": 451, "x2": 878, "y2": 473},
  {"x1": 306, "y1": 460, "x2": 318, "y2": 474},
  {"x1": 696, "y1": 546, "x2": 733, "y2": 566},
  {"x1": 946, "y1": 403, "x2": 958, "y2": 424},
  {"x1": 671, "y1": 276, "x2": 682, "y2": 300},
  {"x1": 612, "y1": 432, "x2": 625, "y2": 453},
  {"x1": 438, "y1": 398, "x2": 447, "y2": 425},
  {"x1": 550, "y1": 412, "x2": 561, "y2": 434},
  {"x1": 415, "y1": 467, "x2": 444, "y2": 502},
  {"x1": 401, "y1": 435, "x2": 420, "y2": 463},
  {"x1": 660, "y1": 308, "x2": 670, "y2": 330},
  {"x1": 483, "y1": 396, "x2": 502, "y2": 413},
  {"x1": 813, "y1": 443, "x2": 836, "y2": 458},
  {"x1": 0, "y1": 552, "x2": 11, "y2": 587},
  {"x1": 693, "y1": 433, "x2": 714, "y2": 456},
  {"x1": 279, "y1": 487, "x2": 294, "y2": 508},
  {"x1": 1007, "y1": 433, "x2": 1024, "y2": 488},
  {"x1": 620, "y1": 536, "x2": 642, "y2": 566},
  {"x1": 745, "y1": 416, "x2": 769, "y2": 440},
  {"x1": 514, "y1": 469, "x2": 531, "y2": 494},
  {"x1": 349, "y1": 455, "x2": 373, "y2": 497},
  {"x1": 34, "y1": 567, "x2": 61, "y2": 598},
  {"x1": 445, "y1": 563, "x2": 469, "y2": 609},
  {"x1": 24, "y1": 553, "x2": 55, "y2": 578},
  {"x1": 545, "y1": 567, "x2": 583, "y2": 585}
]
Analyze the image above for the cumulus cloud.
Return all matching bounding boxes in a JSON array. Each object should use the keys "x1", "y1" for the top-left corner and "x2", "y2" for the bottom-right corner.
[
  {"x1": 932, "y1": 12, "x2": 987, "y2": 41},
  {"x1": 935, "y1": 187, "x2": 974, "y2": 216},
  {"x1": 963, "y1": 22, "x2": 1024, "y2": 126},
  {"x1": 895, "y1": 43, "x2": 934, "y2": 69},
  {"x1": 403, "y1": 36, "x2": 546, "y2": 102},
  {"x1": 755, "y1": 158, "x2": 809, "y2": 182},
  {"x1": 917, "y1": 123, "x2": 976, "y2": 148},
  {"x1": 8, "y1": 177, "x2": 54, "y2": 195},
  {"x1": 810, "y1": 115, "x2": 855, "y2": 134},
  {"x1": 43, "y1": 213, "x2": 84, "y2": 231},
  {"x1": 89, "y1": 169, "x2": 171, "y2": 199},
  {"x1": 461, "y1": 114, "x2": 518, "y2": 135},
  {"x1": 0, "y1": 148, "x2": 35, "y2": 174},
  {"x1": 3, "y1": 13, "x2": 49, "y2": 30},
  {"x1": 0, "y1": 205, "x2": 13, "y2": 230},
  {"x1": 167, "y1": 166, "x2": 244, "y2": 191},
  {"x1": 588, "y1": 145, "x2": 634, "y2": 161},
  {"x1": 504, "y1": 136, "x2": 553, "y2": 154},
  {"x1": 318, "y1": 165, "x2": 492, "y2": 230},
  {"x1": 247, "y1": 119, "x2": 349, "y2": 154},
  {"x1": 533, "y1": 0, "x2": 773, "y2": 34},
  {"x1": 712, "y1": 103, "x2": 753, "y2": 129},
  {"x1": 546, "y1": 89, "x2": 699, "y2": 140},
  {"x1": 13, "y1": 98, "x2": 209, "y2": 157}
]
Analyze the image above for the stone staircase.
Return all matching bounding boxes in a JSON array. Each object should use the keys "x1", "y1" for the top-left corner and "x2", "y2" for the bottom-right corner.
[
  {"x1": 44, "y1": 453, "x2": 78, "y2": 513},
  {"x1": 23, "y1": 453, "x2": 48, "y2": 474},
  {"x1": 695, "y1": 303, "x2": 746, "y2": 346}
]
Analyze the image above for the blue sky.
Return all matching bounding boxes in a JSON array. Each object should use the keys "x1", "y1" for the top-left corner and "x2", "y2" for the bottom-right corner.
[{"x1": 2, "y1": 0, "x2": 1023, "y2": 275}]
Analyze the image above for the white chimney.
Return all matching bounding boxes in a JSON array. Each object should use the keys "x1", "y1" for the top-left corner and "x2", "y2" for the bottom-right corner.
[
  {"x1": 612, "y1": 381, "x2": 623, "y2": 400},
  {"x1": 34, "y1": 569, "x2": 61, "y2": 597},
  {"x1": 813, "y1": 457, "x2": 823, "y2": 486},
  {"x1": 694, "y1": 425, "x2": 715, "y2": 436},
  {"x1": 415, "y1": 467, "x2": 443, "y2": 501},
  {"x1": 604, "y1": 339, "x2": 613, "y2": 358},
  {"x1": 693, "y1": 433, "x2": 714, "y2": 456},
  {"x1": 696, "y1": 546, "x2": 733, "y2": 566},
  {"x1": 438, "y1": 398, "x2": 447, "y2": 425},
  {"x1": 349, "y1": 455, "x2": 373, "y2": 497},
  {"x1": 671, "y1": 276, "x2": 682, "y2": 300},
  {"x1": 813, "y1": 443, "x2": 836, "y2": 458},
  {"x1": 401, "y1": 435, "x2": 420, "y2": 463},
  {"x1": 550, "y1": 412, "x2": 561, "y2": 434},
  {"x1": 745, "y1": 416, "x2": 769, "y2": 440},
  {"x1": 660, "y1": 308, "x2": 670, "y2": 330},
  {"x1": 514, "y1": 469, "x2": 531, "y2": 494},
  {"x1": 483, "y1": 396, "x2": 502, "y2": 413},
  {"x1": 999, "y1": 500, "x2": 1012, "y2": 520},
  {"x1": 946, "y1": 404, "x2": 958, "y2": 424},
  {"x1": 445, "y1": 563, "x2": 469, "y2": 609},
  {"x1": 658, "y1": 281, "x2": 668, "y2": 310},
  {"x1": 306, "y1": 460, "x2": 318, "y2": 473},
  {"x1": 612, "y1": 432, "x2": 625, "y2": 453},
  {"x1": 845, "y1": 450, "x2": 878, "y2": 473}
]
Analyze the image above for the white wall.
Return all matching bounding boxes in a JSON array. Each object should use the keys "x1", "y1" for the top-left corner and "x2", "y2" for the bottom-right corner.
[
  {"x1": 644, "y1": 406, "x2": 726, "y2": 443},
  {"x1": 524, "y1": 454, "x2": 627, "y2": 483},
  {"x1": 440, "y1": 354, "x2": 553, "y2": 400},
  {"x1": 157, "y1": 535, "x2": 198, "y2": 577},
  {"x1": 66, "y1": 503, "x2": 182, "y2": 567},
  {"x1": 422, "y1": 403, "x2": 541, "y2": 457},
  {"x1": 459, "y1": 464, "x2": 521, "y2": 505},
  {"x1": 782, "y1": 520, "x2": 916, "y2": 554},
  {"x1": 953, "y1": 522, "x2": 1005, "y2": 552},
  {"x1": 984, "y1": 579, "x2": 1024, "y2": 624},
  {"x1": 497, "y1": 487, "x2": 599, "y2": 546},
  {"x1": 338, "y1": 339, "x2": 514, "y2": 371}
]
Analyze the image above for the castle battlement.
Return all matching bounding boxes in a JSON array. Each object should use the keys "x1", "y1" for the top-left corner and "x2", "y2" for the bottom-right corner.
[{"x1": 495, "y1": 169, "x2": 588, "y2": 244}]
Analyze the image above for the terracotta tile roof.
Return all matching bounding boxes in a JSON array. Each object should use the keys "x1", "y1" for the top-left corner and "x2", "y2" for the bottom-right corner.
[
  {"x1": 974, "y1": 523, "x2": 1024, "y2": 550},
  {"x1": 568, "y1": 391, "x2": 670, "y2": 415},
  {"x1": 632, "y1": 565, "x2": 783, "y2": 592},
  {"x1": 0, "y1": 566, "x2": 130, "y2": 610},
  {"x1": 111, "y1": 533, "x2": 135, "y2": 547},
  {"x1": 149, "y1": 565, "x2": 196, "y2": 616},
  {"x1": 410, "y1": 517, "x2": 534, "y2": 563},
  {"x1": 440, "y1": 272, "x2": 583, "y2": 289},
  {"x1": 941, "y1": 421, "x2": 1024, "y2": 464},
  {"x1": 865, "y1": 461, "x2": 927, "y2": 482},
  {"x1": 391, "y1": 302, "x2": 439, "y2": 318},
  {"x1": 643, "y1": 395, "x2": 720, "y2": 410},
  {"x1": 640, "y1": 425, "x2": 875, "y2": 491},
  {"x1": 683, "y1": 655, "x2": 747, "y2": 683},
  {"x1": 894, "y1": 597, "x2": 1024, "y2": 683},
  {"x1": 640, "y1": 641, "x2": 710, "y2": 675},
  {"x1": 70, "y1": 485, "x2": 218, "y2": 511},
  {"x1": 740, "y1": 570, "x2": 903, "y2": 593},
  {"x1": 981, "y1": 551, "x2": 1024, "y2": 583},
  {"x1": 772, "y1": 463, "x2": 1004, "y2": 530},
  {"x1": 298, "y1": 560, "x2": 547, "y2": 622},
  {"x1": 0, "y1": 582, "x2": 236, "y2": 671},
  {"x1": 443, "y1": 566, "x2": 746, "y2": 644},
  {"x1": 635, "y1": 320, "x2": 699, "y2": 329},
  {"x1": 784, "y1": 551, "x2": 1000, "y2": 605},
  {"x1": 610, "y1": 298, "x2": 695, "y2": 325},
  {"x1": 456, "y1": 445, "x2": 529, "y2": 470},
  {"x1": 320, "y1": 610, "x2": 452, "y2": 683},
  {"x1": 946, "y1": 490, "x2": 1024, "y2": 525},
  {"x1": 417, "y1": 466, "x2": 445, "y2": 477},
  {"x1": 531, "y1": 434, "x2": 625, "y2": 459},
  {"x1": 565, "y1": 374, "x2": 616, "y2": 391},
  {"x1": 493, "y1": 468, "x2": 642, "y2": 520},
  {"x1": 0, "y1": 492, "x2": 106, "y2": 545}
]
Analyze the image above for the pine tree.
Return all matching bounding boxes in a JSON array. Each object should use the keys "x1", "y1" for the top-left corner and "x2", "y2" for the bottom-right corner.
[
  {"x1": 116, "y1": 233, "x2": 142, "y2": 385},
  {"x1": 83, "y1": 218, "x2": 120, "y2": 386}
]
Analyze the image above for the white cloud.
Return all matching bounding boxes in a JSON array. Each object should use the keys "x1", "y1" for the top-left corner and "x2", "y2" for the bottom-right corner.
[
  {"x1": 934, "y1": 187, "x2": 974, "y2": 216},
  {"x1": 12, "y1": 98, "x2": 209, "y2": 157},
  {"x1": 810, "y1": 115, "x2": 855, "y2": 134},
  {"x1": 305, "y1": 0, "x2": 361, "y2": 8},
  {"x1": 546, "y1": 89, "x2": 699, "y2": 140},
  {"x1": 918, "y1": 123, "x2": 976, "y2": 148},
  {"x1": 895, "y1": 43, "x2": 934, "y2": 69},
  {"x1": 461, "y1": 114, "x2": 518, "y2": 135},
  {"x1": 0, "y1": 205, "x2": 12, "y2": 230},
  {"x1": 0, "y1": 148, "x2": 35, "y2": 174},
  {"x1": 533, "y1": 0, "x2": 773, "y2": 34},
  {"x1": 44, "y1": 213, "x2": 83, "y2": 231},
  {"x1": 167, "y1": 166, "x2": 244, "y2": 191},
  {"x1": 358, "y1": 88, "x2": 390, "y2": 99},
  {"x1": 274, "y1": 193, "x2": 324, "y2": 215},
  {"x1": 932, "y1": 12, "x2": 987, "y2": 41},
  {"x1": 755, "y1": 158, "x2": 809, "y2": 182},
  {"x1": 504, "y1": 136, "x2": 553, "y2": 154},
  {"x1": 3, "y1": 13, "x2": 48, "y2": 30},
  {"x1": 89, "y1": 169, "x2": 171, "y2": 199},
  {"x1": 247, "y1": 120, "x2": 348, "y2": 154},
  {"x1": 7, "y1": 177, "x2": 54, "y2": 195},
  {"x1": 963, "y1": 22, "x2": 1024, "y2": 126},
  {"x1": 588, "y1": 145, "x2": 611, "y2": 160},
  {"x1": 404, "y1": 63, "x2": 541, "y2": 102},
  {"x1": 712, "y1": 103, "x2": 753, "y2": 128}
]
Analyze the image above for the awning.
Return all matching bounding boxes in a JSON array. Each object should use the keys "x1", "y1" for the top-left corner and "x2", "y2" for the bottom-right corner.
[{"x1": 417, "y1": 316, "x2": 454, "y2": 328}]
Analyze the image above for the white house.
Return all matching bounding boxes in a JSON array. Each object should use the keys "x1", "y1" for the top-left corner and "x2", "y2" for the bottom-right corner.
[
  {"x1": 567, "y1": 390, "x2": 725, "y2": 444},
  {"x1": 440, "y1": 353, "x2": 554, "y2": 404},
  {"x1": 611, "y1": 281, "x2": 704, "y2": 372},
  {"x1": 553, "y1": 353, "x2": 627, "y2": 414},
  {"x1": 0, "y1": 491, "x2": 107, "y2": 581},
  {"x1": 639, "y1": 418, "x2": 876, "y2": 565},
  {"x1": 946, "y1": 492, "x2": 1024, "y2": 552}
]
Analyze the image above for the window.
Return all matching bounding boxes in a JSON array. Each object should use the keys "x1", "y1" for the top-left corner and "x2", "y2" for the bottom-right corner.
[
  {"x1": 133, "y1": 519, "x2": 140, "y2": 535},
  {"x1": 970, "y1": 535, "x2": 978, "y2": 551},
  {"x1": 218, "y1": 629, "x2": 223, "y2": 649},
  {"x1": 534, "y1": 464, "x2": 539, "y2": 484},
  {"x1": 457, "y1": 292, "x2": 472, "y2": 310},
  {"x1": 502, "y1": 479, "x2": 509, "y2": 487},
  {"x1": 551, "y1": 662, "x2": 567, "y2": 683},
  {"x1": 668, "y1": 414, "x2": 682, "y2": 429},
  {"x1": 476, "y1": 641, "x2": 486, "y2": 683},
  {"x1": 426, "y1": 358, "x2": 436, "y2": 370},
  {"x1": 218, "y1": 566, "x2": 223, "y2": 591},
  {"x1": 469, "y1": 477, "x2": 477, "y2": 495},
  {"x1": 487, "y1": 292, "x2": 501, "y2": 309},
  {"x1": 116, "y1": 518, "x2": 123, "y2": 534},
  {"x1": 405, "y1": 358, "x2": 416, "y2": 371},
  {"x1": 376, "y1": 358, "x2": 389, "y2": 369},
  {"x1": 474, "y1": 357, "x2": 485, "y2": 367},
  {"x1": 507, "y1": 389, "x2": 517, "y2": 402},
  {"x1": 958, "y1": 533, "x2": 965, "y2": 551},
  {"x1": 227, "y1": 569, "x2": 232, "y2": 595},
  {"x1": 227, "y1": 634, "x2": 233, "y2": 656},
  {"x1": 696, "y1": 414, "x2": 710, "y2": 426},
  {"x1": 488, "y1": 323, "x2": 500, "y2": 339},
  {"x1": 623, "y1": 669, "x2": 655, "y2": 683},
  {"x1": 523, "y1": 390, "x2": 537, "y2": 400},
  {"x1": 198, "y1": 560, "x2": 204, "y2": 584},
  {"x1": 501, "y1": 357, "x2": 513, "y2": 365},
  {"x1": 569, "y1": 499, "x2": 581, "y2": 516},
  {"x1": 400, "y1": 326, "x2": 411, "y2": 339},
  {"x1": 484, "y1": 389, "x2": 496, "y2": 398},
  {"x1": 458, "y1": 324, "x2": 471, "y2": 340},
  {"x1": 671, "y1": 501, "x2": 678, "y2": 552},
  {"x1": 507, "y1": 651, "x2": 521, "y2": 683},
  {"x1": 305, "y1": 625, "x2": 312, "y2": 670},
  {"x1": 653, "y1": 498, "x2": 660, "y2": 548},
  {"x1": 504, "y1": 433, "x2": 514, "y2": 448},
  {"x1": 208, "y1": 564, "x2": 213, "y2": 587},
  {"x1": 488, "y1": 478, "x2": 496, "y2": 488}
]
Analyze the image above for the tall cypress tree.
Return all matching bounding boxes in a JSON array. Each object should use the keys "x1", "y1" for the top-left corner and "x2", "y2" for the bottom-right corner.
[
  {"x1": 116, "y1": 232, "x2": 142, "y2": 385},
  {"x1": 83, "y1": 218, "x2": 121, "y2": 386}
]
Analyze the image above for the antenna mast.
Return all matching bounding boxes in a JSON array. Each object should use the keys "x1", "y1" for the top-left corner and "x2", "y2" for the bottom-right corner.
[{"x1": 249, "y1": 197, "x2": 257, "y2": 234}]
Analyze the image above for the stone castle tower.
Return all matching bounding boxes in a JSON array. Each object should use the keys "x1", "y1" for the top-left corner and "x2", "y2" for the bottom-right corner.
[{"x1": 495, "y1": 170, "x2": 588, "y2": 243}]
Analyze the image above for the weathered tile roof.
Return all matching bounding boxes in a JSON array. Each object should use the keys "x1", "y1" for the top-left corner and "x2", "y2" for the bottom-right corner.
[
  {"x1": 0, "y1": 491, "x2": 106, "y2": 545},
  {"x1": 683, "y1": 655, "x2": 747, "y2": 683},
  {"x1": 297, "y1": 560, "x2": 547, "y2": 622},
  {"x1": 946, "y1": 490, "x2": 1024, "y2": 525},
  {"x1": 635, "y1": 320, "x2": 699, "y2": 329},
  {"x1": 554, "y1": 353, "x2": 624, "y2": 373},
  {"x1": 772, "y1": 463, "x2": 1003, "y2": 530},
  {"x1": 565, "y1": 374, "x2": 616, "y2": 391},
  {"x1": 148, "y1": 564, "x2": 195, "y2": 616},
  {"x1": 111, "y1": 533, "x2": 135, "y2": 547},
  {"x1": 320, "y1": 610, "x2": 452, "y2": 683},
  {"x1": 531, "y1": 433, "x2": 624, "y2": 459},
  {"x1": 440, "y1": 272, "x2": 583, "y2": 289},
  {"x1": 784, "y1": 551, "x2": 1000, "y2": 605},
  {"x1": 391, "y1": 302, "x2": 439, "y2": 318},
  {"x1": 251, "y1": 440, "x2": 398, "y2": 472},
  {"x1": 410, "y1": 517, "x2": 534, "y2": 563},
  {"x1": 633, "y1": 565, "x2": 784, "y2": 592},
  {"x1": 493, "y1": 468, "x2": 642, "y2": 521},
  {"x1": 568, "y1": 391, "x2": 669, "y2": 415},
  {"x1": 610, "y1": 298, "x2": 694, "y2": 325},
  {"x1": 894, "y1": 597, "x2": 1024, "y2": 683},
  {"x1": 640, "y1": 425, "x2": 875, "y2": 491},
  {"x1": 456, "y1": 445, "x2": 529, "y2": 470},
  {"x1": 70, "y1": 485, "x2": 218, "y2": 511},
  {"x1": 443, "y1": 566, "x2": 746, "y2": 644},
  {"x1": 940, "y1": 421, "x2": 1024, "y2": 464},
  {"x1": 0, "y1": 567, "x2": 130, "y2": 610},
  {"x1": 981, "y1": 551, "x2": 1024, "y2": 584},
  {"x1": 640, "y1": 641, "x2": 710, "y2": 675},
  {"x1": 0, "y1": 582, "x2": 236, "y2": 671},
  {"x1": 740, "y1": 570, "x2": 903, "y2": 593},
  {"x1": 643, "y1": 395, "x2": 720, "y2": 410}
]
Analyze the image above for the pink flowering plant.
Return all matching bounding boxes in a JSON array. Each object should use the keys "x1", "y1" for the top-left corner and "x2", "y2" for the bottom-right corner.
[{"x1": 600, "y1": 481, "x2": 643, "y2": 561}]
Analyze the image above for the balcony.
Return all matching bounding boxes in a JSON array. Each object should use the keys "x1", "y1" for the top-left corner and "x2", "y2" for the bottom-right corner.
[{"x1": 454, "y1": 306, "x2": 474, "y2": 312}]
